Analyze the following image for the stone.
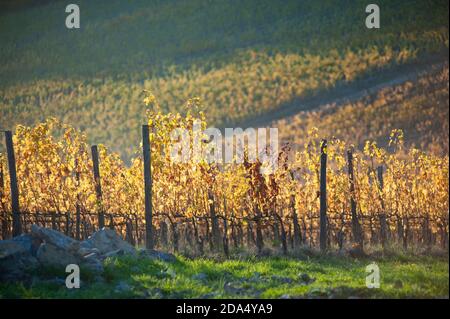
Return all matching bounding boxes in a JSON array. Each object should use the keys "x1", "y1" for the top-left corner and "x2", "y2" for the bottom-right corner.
[
  {"x1": 114, "y1": 281, "x2": 132, "y2": 293},
  {"x1": 248, "y1": 272, "x2": 263, "y2": 282},
  {"x1": 200, "y1": 292, "x2": 218, "y2": 299},
  {"x1": 163, "y1": 268, "x2": 177, "y2": 278},
  {"x1": 152, "y1": 250, "x2": 177, "y2": 263},
  {"x1": 138, "y1": 248, "x2": 177, "y2": 262},
  {"x1": 31, "y1": 224, "x2": 80, "y2": 253},
  {"x1": 223, "y1": 282, "x2": 245, "y2": 295},
  {"x1": 12, "y1": 234, "x2": 42, "y2": 256},
  {"x1": 82, "y1": 228, "x2": 136, "y2": 256},
  {"x1": 0, "y1": 239, "x2": 30, "y2": 258},
  {"x1": 271, "y1": 275, "x2": 293, "y2": 284},
  {"x1": 0, "y1": 227, "x2": 176, "y2": 283},
  {"x1": 36, "y1": 242, "x2": 79, "y2": 267},
  {"x1": 82, "y1": 253, "x2": 104, "y2": 273},
  {"x1": 192, "y1": 272, "x2": 208, "y2": 281},
  {"x1": 279, "y1": 294, "x2": 292, "y2": 299},
  {"x1": 200, "y1": 292, "x2": 219, "y2": 299},
  {"x1": 80, "y1": 240, "x2": 94, "y2": 249},
  {"x1": 0, "y1": 239, "x2": 39, "y2": 282},
  {"x1": 103, "y1": 249, "x2": 125, "y2": 258},
  {"x1": 78, "y1": 246, "x2": 101, "y2": 257},
  {"x1": 298, "y1": 273, "x2": 315, "y2": 284}
]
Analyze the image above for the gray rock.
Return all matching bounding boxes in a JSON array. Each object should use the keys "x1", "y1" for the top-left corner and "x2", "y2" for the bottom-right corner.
[
  {"x1": 163, "y1": 268, "x2": 177, "y2": 278},
  {"x1": 0, "y1": 239, "x2": 30, "y2": 258},
  {"x1": 271, "y1": 275, "x2": 293, "y2": 284},
  {"x1": 114, "y1": 281, "x2": 132, "y2": 293},
  {"x1": 83, "y1": 252, "x2": 100, "y2": 261},
  {"x1": 248, "y1": 272, "x2": 263, "y2": 282},
  {"x1": 0, "y1": 239, "x2": 39, "y2": 282},
  {"x1": 279, "y1": 294, "x2": 292, "y2": 299},
  {"x1": 1, "y1": 227, "x2": 143, "y2": 281},
  {"x1": 79, "y1": 240, "x2": 94, "y2": 250},
  {"x1": 84, "y1": 260, "x2": 104, "y2": 273},
  {"x1": 83, "y1": 228, "x2": 136, "y2": 256},
  {"x1": 192, "y1": 272, "x2": 208, "y2": 281},
  {"x1": 12, "y1": 234, "x2": 42, "y2": 256},
  {"x1": 82, "y1": 252, "x2": 104, "y2": 273},
  {"x1": 138, "y1": 249, "x2": 177, "y2": 262},
  {"x1": 223, "y1": 282, "x2": 245, "y2": 295},
  {"x1": 78, "y1": 246, "x2": 101, "y2": 257},
  {"x1": 31, "y1": 224, "x2": 80, "y2": 253},
  {"x1": 103, "y1": 249, "x2": 125, "y2": 258},
  {"x1": 1, "y1": 227, "x2": 139, "y2": 281},
  {"x1": 36, "y1": 242, "x2": 79, "y2": 267},
  {"x1": 298, "y1": 273, "x2": 315, "y2": 284},
  {"x1": 200, "y1": 292, "x2": 219, "y2": 299}
]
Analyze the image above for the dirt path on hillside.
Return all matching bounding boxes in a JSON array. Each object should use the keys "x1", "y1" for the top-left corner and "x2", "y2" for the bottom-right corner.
[{"x1": 233, "y1": 51, "x2": 449, "y2": 129}]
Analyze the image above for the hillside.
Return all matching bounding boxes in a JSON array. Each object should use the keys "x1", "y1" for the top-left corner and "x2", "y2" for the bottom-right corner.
[
  {"x1": 0, "y1": 1, "x2": 449, "y2": 301},
  {"x1": 274, "y1": 64, "x2": 449, "y2": 155},
  {"x1": 0, "y1": 0, "x2": 449, "y2": 160}
]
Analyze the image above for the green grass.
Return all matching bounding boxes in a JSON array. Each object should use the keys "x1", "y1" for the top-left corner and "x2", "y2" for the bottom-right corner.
[{"x1": 1, "y1": 254, "x2": 448, "y2": 299}]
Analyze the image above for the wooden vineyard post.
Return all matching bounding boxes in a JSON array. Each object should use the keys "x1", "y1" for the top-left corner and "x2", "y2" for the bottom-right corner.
[
  {"x1": 65, "y1": 212, "x2": 70, "y2": 236},
  {"x1": 0, "y1": 159, "x2": 8, "y2": 239},
  {"x1": 208, "y1": 190, "x2": 221, "y2": 251},
  {"x1": 91, "y1": 145, "x2": 105, "y2": 229},
  {"x1": 319, "y1": 139, "x2": 328, "y2": 252},
  {"x1": 347, "y1": 149, "x2": 363, "y2": 250},
  {"x1": 291, "y1": 194, "x2": 302, "y2": 249},
  {"x1": 125, "y1": 218, "x2": 135, "y2": 246},
  {"x1": 377, "y1": 165, "x2": 388, "y2": 247},
  {"x1": 4, "y1": 131, "x2": 21, "y2": 237},
  {"x1": 142, "y1": 125, "x2": 154, "y2": 250},
  {"x1": 222, "y1": 197, "x2": 230, "y2": 258},
  {"x1": 160, "y1": 220, "x2": 168, "y2": 248},
  {"x1": 109, "y1": 214, "x2": 114, "y2": 230},
  {"x1": 222, "y1": 217, "x2": 230, "y2": 258},
  {"x1": 75, "y1": 158, "x2": 81, "y2": 240}
]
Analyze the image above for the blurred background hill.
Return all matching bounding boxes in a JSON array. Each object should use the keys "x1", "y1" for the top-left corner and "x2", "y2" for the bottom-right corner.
[{"x1": 0, "y1": 0, "x2": 448, "y2": 160}]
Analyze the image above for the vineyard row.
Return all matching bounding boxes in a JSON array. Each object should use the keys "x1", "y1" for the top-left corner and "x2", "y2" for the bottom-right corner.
[{"x1": 0, "y1": 114, "x2": 448, "y2": 255}]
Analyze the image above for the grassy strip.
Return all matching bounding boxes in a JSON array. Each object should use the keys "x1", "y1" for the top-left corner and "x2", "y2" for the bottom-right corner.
[{"x1": 1, "y1": 253, "x2": 448, "y2": 299}]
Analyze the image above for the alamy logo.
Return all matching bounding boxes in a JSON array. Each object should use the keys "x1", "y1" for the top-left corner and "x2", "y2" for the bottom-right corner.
[
  {"x1": 65, "y1": 264, "x2": 80, "y2": 289},
  {"x1": 365, "y1": 4, "x2": 380, "y2": 29},
  {"x1": 169, "y1": 122, "x2": 278, "y2": 174},
  {"x1": 365, "y1": 262, "x2": 380, "y2": 288},
  {"x1": 65, "y1": 4, "x2": 80, "y2": 29}
]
